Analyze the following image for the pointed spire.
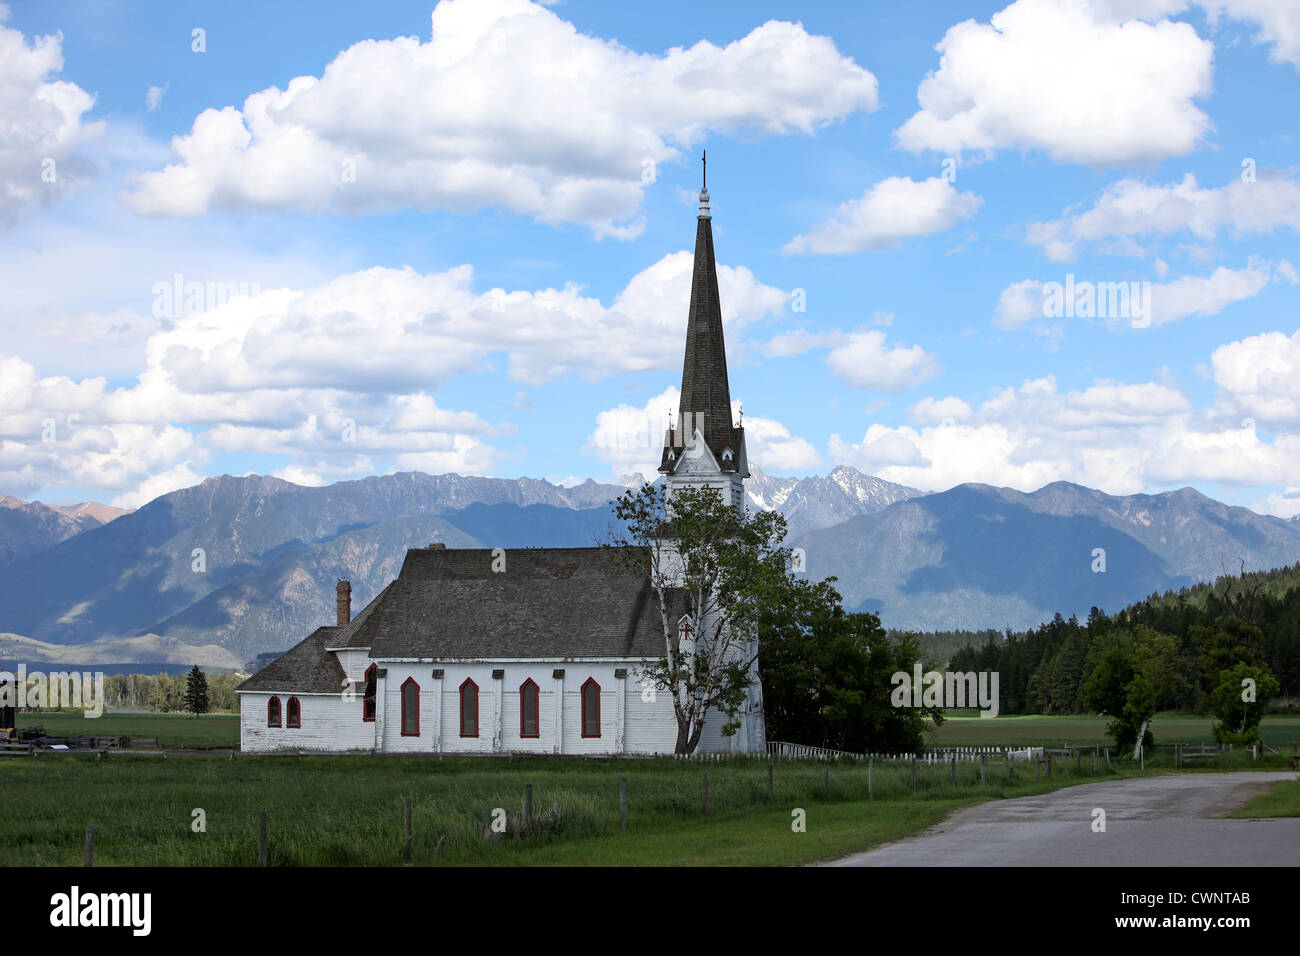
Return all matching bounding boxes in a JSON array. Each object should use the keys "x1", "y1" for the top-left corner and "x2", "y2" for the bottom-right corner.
[{"x1": 662, "y1": 151, "x2": 737, "y2": 470}]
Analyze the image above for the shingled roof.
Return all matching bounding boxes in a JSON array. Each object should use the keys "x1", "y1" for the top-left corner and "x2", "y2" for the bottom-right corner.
[
  {"x1": 328, "y1": 580, "x2": 394, "y2": 649},
  {"x1": 361, "y1": 546, "x2": 677, "y2": 660},
  {"x1": 237, "y1": 626, "x2": 347, "y2": 693}
]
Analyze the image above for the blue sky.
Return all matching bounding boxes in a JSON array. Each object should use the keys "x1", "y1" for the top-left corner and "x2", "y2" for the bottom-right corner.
[{"x1": 1, "y1": 0, "x2": 1298, "y2": 514}]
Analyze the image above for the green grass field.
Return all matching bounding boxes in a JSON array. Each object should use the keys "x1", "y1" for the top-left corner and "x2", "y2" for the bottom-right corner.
[
  {"x1": 6, "y1": 710, "x2": 1295, "y2": 865},
  {"x1": 16, "y1": 712, "x2": 239, "y2": 749},
  {"x1": 925, "y1": 711, "x2": 1300, "y2": 751},
  {"x1": 1, "y1": 747, "x2": 1292, "y2": 866}
]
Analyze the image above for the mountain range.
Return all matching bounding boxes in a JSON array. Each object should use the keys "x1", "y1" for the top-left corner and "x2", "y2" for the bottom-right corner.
[
  {"x1": 0, "y1": 494, "x2": 132, "y2": 568},
  {"x1": 1, "y1": 467, "x2": 1298, "y2": 666}
]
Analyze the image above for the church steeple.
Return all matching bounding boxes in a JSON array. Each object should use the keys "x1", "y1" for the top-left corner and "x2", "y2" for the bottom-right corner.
[{"x1": 660, "y1": 153, "x2": 748, "y2": 501}]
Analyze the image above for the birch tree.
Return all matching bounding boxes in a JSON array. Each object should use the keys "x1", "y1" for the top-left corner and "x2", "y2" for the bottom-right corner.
[
  {"x1": 605, "y1": 482, "x2": 810, "y2": 755},
  {"x1": 1084, "y1": 625, "x2": 1178, "y2": 758}
]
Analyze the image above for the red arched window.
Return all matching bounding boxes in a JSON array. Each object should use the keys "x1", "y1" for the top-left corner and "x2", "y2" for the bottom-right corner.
[
  {"x1": 267, "y1": 696, "x2": 281, "y2": 728},
  {"x1": 460, "y1": 679, "x2": 478, "y2": 737},
  {"x1": 286, "y1": 696, "x2": 301, "y2": 728},
  {"x1": 362, "y1": 664, "x2": 376, "y2": 722},
  {"x1": 401, "y1": 677, "x2": 420, "y2": 737},
  {"x1": 581, "y1": 678, "x2": 600, "y2": 738},
  {"x1": 520, "y1": 679, "x2": 539, "y2": 738}
]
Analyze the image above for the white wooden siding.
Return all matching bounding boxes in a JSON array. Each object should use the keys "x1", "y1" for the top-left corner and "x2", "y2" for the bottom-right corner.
[
  {"x1": 240, "y1": 657, "x2": 764, "y2": 756},
  {"x1": 237, "y1": 691, "x2": 376, "y2": 752}
]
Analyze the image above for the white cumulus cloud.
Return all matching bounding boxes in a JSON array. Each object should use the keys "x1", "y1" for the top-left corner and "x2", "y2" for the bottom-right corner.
[
  {"x1": 894, "y1": 0, "x2": 1214, "y2": 165},
  {"x1": 0, "y1": 14, "x2": 103, "y2": 221},
  {"x1": 1028, "y1": 172, "x2": 1300, "y2": 261},
  {"x1": 123, "y1": 0, "x2": 879, "y2": 236},
  {"x1": 783, "y1": 176, "x2": 981, "y2": 254}
]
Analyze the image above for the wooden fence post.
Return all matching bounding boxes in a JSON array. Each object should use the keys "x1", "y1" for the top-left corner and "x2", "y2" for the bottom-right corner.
[
  {"x1": 980, "y1": 755, "x2": 986, "y2": 785},
  {"x1": 1105, "y1": 747, "x2": 1110, "y2": 766},
  {"x1": 258, "y1": 811, "x2": 267, "y2": 867},
  {"x1": 1009, "y1": 754, "x2": 1015, "y2": 780},
  {"x1": 1093, "y1": 747, "x2": 1097, "y2": 773},
  {"x1": 911, "y1": 757, "x2": 917, "y2": 791},
  {"x1": 868, "y1": 758, "x2": 874, "y2": 801},
  {"x1": 619, "y1": 777, "x2": 627, "y2": 830},
  {"x1": 404, "y1": 797, "x2": 413, "y2": 860},
  {"x1": 84, "y1": 825, "x2": 94, "y2": 867},
  {"x1": 523, "y1": 784, "x2": 533, "y2": 835},
  {"x1": 950, "y1": 753, "x2": 956, "y2": 786}
]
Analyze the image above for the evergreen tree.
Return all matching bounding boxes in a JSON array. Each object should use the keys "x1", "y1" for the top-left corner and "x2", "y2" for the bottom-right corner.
[{"x1": 184, "y1": 665, "x2": 209, "y2": 717}]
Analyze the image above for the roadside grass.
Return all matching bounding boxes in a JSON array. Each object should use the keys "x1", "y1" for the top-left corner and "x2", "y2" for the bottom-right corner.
[{"x1": 1228, "y1": 779, "x2": 1300, "y2": 818}]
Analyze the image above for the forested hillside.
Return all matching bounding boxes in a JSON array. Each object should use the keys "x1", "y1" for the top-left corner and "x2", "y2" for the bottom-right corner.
[{"x1": 938, "y1": 563, "x2": 1300, "y2": 715}]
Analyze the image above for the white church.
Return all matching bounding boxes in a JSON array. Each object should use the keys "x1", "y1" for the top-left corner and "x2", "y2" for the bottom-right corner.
[{"x1": 237, "y1": 171, "x2": 765, "y2": 756}]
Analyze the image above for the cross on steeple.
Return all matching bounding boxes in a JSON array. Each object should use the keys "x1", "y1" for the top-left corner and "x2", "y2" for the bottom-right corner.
[{"x1": 697, "y1": 150, "x2": 711, "y2": 219}]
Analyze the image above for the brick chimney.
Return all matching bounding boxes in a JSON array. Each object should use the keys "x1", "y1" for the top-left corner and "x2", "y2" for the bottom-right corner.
[
  {"x1": 336, "y1": 579, "x2": 352, "y2": 626},
  {"x1": 428, "y1": 542, "x2": 446, "y2": 550}
]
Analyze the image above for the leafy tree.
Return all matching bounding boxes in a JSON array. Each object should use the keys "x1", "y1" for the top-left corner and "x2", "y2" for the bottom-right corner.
[
  {"x1": 1194, "y1": 619, "x2": 1265, "y2": 691},
  {"x1": 1083, "y1": 626, "x2": 1178, "y2": 757},
  {"x1": 760, "y1": 582, "x2": 944, "y2": 753},
  {"x1": 184, "y1": 665, "x2": 209, "y2": 717},
  {"x1": 606, "y1": 482, "x2": 819, "y2": 754},
  {"x1": 1209, "y1": 662, "x2": 1279, "y2": 746}
]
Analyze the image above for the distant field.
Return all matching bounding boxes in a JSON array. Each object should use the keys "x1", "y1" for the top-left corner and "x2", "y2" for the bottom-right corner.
[
  {"x1": 16, "y1": 712, "x2": 239, "y2": 749},
  {"x1": 925, "y1": 712, "x2": 1300, "y2": 750},
  {"x1": 16, "y1": 710, "x2": 1299, "y2": 755}
]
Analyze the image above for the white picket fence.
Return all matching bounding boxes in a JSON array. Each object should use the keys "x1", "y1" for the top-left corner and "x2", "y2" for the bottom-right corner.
[
  {"x1": 669, "y1": 742, "x2": 1052, "y2": 763},
  {"x1": 762, "y1": 742, "x2": 1043, "y2": 763}
]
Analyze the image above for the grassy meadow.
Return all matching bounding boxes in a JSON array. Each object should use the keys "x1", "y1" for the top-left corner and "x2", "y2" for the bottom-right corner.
[
  {"x1": 4, "y1": 710, "x2": 1295, "y2": 865},
  {"x1": 2, "y1": 744, "x2": 1295, "y2": 866}
]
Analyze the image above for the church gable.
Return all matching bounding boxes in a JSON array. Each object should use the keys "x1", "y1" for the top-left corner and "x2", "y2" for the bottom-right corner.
[{"x1": 671, "y1": 428, "x2": 725, "y2": 476}]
